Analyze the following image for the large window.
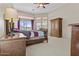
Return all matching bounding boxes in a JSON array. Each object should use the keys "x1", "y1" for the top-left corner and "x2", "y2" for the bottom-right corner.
[
  {"x1": 35, "y1": 17, "x2": 48, "y2": 30},
  {"x1": 19, "y1": 19, "x2": 32, "y2": 30}
]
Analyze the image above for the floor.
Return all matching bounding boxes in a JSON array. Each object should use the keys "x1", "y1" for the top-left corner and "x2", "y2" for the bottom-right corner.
[{"x1": 26, "y1": 36, "x2": 71, "y2": 56}]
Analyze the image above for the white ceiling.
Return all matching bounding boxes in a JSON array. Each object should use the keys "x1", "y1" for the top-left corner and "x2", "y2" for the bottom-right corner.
[
  {"x1": 0, "y1": 3, "x2": 66, "y2": 14},
  {"x1": 13, "y1": 3, "x2": 65, "y2": 14}
]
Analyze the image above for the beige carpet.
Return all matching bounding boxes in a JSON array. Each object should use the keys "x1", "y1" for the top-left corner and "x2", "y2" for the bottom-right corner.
[{"x1": 26, "y1": 36, "x2": 70, "y2": 56}]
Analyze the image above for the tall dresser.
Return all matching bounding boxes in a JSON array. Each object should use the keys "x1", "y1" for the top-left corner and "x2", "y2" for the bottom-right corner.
[
  {"x1": 70, "y1": 23, "x2": 79, "y2": 56},
  {"x1": 50, "y1": 18, "x2": 62, "y2": 37}
]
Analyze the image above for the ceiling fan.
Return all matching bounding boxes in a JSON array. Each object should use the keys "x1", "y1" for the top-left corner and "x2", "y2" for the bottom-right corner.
[{"x1": 34, "y1": 3, "x2": 49, "y2": 8}]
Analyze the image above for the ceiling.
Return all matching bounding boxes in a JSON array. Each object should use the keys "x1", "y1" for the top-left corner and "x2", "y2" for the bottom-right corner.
[
  {"x1": 13, "y1": 3, "x2": 65, "y2": 14},
  {"x1": 0, "y1": 3, "x2": 66, "y2": 14}
]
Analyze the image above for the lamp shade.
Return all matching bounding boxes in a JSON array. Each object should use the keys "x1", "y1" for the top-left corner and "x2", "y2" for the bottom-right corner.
[{"x1": 5, "y1": 8, "x2": 18, "y2": 20}]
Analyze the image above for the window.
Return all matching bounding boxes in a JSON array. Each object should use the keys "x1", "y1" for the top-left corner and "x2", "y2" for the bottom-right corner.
[
  {"x1": 35, "y1": 17, "x2": 48, "y2": 30},
  {"x1": 35, "y1": 18, "x2": 41, "y2": 30},
  {"x1": 19, "y1": 19, "x2": 32, "y2": 30}
]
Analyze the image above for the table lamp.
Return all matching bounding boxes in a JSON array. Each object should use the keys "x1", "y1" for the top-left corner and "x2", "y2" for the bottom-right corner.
[{"x1": 4, "y1": 8, "x2": 18, "y2": 35}]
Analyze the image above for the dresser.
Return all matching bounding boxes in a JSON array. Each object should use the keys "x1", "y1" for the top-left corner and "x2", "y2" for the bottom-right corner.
[
  {"x1": 0, "y1": 34, "x2": 26, "y2": 56},
  {"x1": 70, "y1": 23, "x2": 79, "y2": 56},
  {"x1": 50, "y1": 18, "x2": 62, "y2": 37}
]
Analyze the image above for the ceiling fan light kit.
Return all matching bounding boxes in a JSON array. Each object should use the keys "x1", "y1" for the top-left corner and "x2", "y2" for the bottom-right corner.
[{"x1": 34, "y1": 3, "x2": 49, "y2": 8}]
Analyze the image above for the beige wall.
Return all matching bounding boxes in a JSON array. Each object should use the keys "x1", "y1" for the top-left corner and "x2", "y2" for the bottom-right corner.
[
  {"x1": 0, "y1": 9, "x2": 5, "y2": 37},
  {"x1": 48, "y1": 4, "x2": 79, "y2": 55},
  {"x1": 0, "y1": 4, "x2": 14, "y2": 37},
  {"x1": 48, "y1": 4, "x2": 79, "y2": 40},
  {"x1": 18, "y1": 10, "x2": 34, "y2": 18}
]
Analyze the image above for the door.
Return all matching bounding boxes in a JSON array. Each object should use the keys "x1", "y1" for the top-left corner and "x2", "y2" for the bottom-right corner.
[{"x1": 71, "y1": 26, "x2": 79, "y2": 56}]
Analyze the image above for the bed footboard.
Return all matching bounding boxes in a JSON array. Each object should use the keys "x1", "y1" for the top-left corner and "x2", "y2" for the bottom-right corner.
[{"x1": 26, "y1": 37, "x2": 47, "y2": 46}]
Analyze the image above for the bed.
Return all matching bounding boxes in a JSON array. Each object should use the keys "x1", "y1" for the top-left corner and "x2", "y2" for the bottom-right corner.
[
  {"x1": 26, "y1": 30, "x2": 48, "y2": 46},
  {"x1": 12, "y1": 28, "x2": 48, "y2": 46}
]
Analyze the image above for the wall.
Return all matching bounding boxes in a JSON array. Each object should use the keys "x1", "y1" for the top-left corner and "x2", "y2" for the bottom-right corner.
[
  {"x1": 48, "y1": 4, "x2": 79, "y2": 40},
  {"x1": 18, "y1": 10, "x2": 34, "y2": 18},
  {"x1": 0, "y1": 8, "x2": 5, "y2": 37},
  {"x1": 0, "y1": 3, "x2": 14, "y2": 37}
]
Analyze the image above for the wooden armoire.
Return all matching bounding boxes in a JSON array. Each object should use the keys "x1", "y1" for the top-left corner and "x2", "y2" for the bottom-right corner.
[
  {"x1": 70, "y1": 23, "x2": 79, "y2": 56},
  {"x1": 50, "y1": 18, "x2": 62, "y2": 37}
]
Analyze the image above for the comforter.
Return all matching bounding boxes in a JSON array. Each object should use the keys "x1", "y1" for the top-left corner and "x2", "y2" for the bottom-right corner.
[{"x1": 12, "y1": 29, "x2": 45, "y2": 38}]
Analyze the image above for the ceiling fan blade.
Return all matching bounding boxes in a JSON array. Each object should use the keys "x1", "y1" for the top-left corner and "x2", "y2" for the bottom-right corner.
[{"x1": 34, "y1": 3, "x2": 49, "y2": 8}]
